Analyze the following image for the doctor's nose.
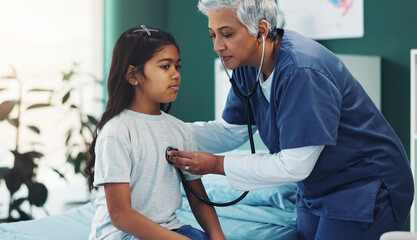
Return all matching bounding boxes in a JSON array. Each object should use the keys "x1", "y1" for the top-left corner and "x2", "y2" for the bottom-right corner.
[{"x1": 213, "y1": 38, "x2": 226, "y2": 54}]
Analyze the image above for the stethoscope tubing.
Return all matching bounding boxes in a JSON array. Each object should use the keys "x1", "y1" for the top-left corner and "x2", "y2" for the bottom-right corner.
[
  {"x1": 167, "y1": 36, "x2": 266, "y2": 207},
  {"x1": 222, "y1": 35, "x2": 265, "y2": 154}
]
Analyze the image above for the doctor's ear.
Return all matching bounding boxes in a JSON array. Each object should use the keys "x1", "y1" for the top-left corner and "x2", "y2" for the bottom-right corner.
[{"x1": 257, "y1": 20, "x2": 269, "y2": 40}]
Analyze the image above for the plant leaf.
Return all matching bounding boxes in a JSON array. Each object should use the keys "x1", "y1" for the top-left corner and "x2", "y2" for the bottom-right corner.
[
  {"x1": 28, "y1": 182, "x2": 48, "y2": 207},
  {"x1": 22, "y1": 151, "x2": 44, "y2": 159},
  {"x1": 74, "y1": 152, "x2": 85, "y2": 174},
  {"x1": 51, "y1": 168, "x2": 67, "y2": 181},
  {"x1": 62, "y1": 70, "x2": 74, "y2": 81},
  {"x1": 28, "y1": 88, "x2": 53, "y2": 92},
  {"x1": 62, "y1": 91, "x2": 71, "y2": 104},
  {"x1": 27, "y1": 126, "x2": 40, "y2": 134},
  {"x1": 16, "y1": 209, "x2": 32, "y2": 221},
  {"x1": 4, "y1": 169, "x2": 23, "y2": 195},
  {"x1": 65, "y1": 131, "x2": 72, "y2": 145},
  {"x1": 26, "y1": 103, "x2": 51, "y2": 110},
  {"x1": 10, "y1": 198, "x2": 33, "y2": 221},
  {"x1": 82, "y1": 121, "x2": 94, "y2": 135},
  {"x1": 66, "y1": 154, "x2": 74, "y2": 164},
  {"x1": 0, "y1": 167, "x2": 10, "y2": 179},
  {"x1": 8, "y1": 118, "x2": 19, "y2": 128},
  {"x1": 0, "y1": 100, "x2": 18, "y2": 121},
  {"x1": 12, "y1": 150, "x2": 39, "y2": 181},
  {"x1": 10, "y1": 198, "x2": 27, "y2": 210},
  {"x1": 87, "y1": 115, "x2": 98, "y2": 125}
]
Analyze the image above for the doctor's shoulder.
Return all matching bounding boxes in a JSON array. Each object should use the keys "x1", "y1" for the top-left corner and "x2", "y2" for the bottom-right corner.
[{"x1": 280, "y1": 30, "x2": 341, "y2": 71}]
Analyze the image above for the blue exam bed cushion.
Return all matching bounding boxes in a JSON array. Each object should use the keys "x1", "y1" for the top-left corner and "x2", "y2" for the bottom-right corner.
[{"x1": 0, "y1": 174, "x2": 297, "y2": 240}]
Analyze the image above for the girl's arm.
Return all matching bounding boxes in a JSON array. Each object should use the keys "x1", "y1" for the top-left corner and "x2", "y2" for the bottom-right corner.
[
  {"x1": 184, "y1": 179, "x2": 226, "y2": 240},
  {"x1": 105, "y1": 183, "x2": 190, "y2": 240}
]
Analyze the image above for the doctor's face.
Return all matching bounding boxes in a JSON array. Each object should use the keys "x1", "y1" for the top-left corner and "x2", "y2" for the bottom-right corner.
[{"x1": 208, "y1": 8, "x2": 259, "y2": 69}]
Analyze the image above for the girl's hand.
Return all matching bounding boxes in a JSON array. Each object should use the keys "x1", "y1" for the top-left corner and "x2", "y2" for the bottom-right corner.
[{"x1": 168, "y1": 150, "x2": 225, "y2": 175}]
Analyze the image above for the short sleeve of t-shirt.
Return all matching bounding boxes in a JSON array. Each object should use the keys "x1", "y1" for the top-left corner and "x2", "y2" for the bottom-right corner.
[
  {"x1": 93, "y1": 125, "x2": 132, "y2": 187},
  {"x1": 277, "y1": 68, "x2": 341, "y2": 149}
]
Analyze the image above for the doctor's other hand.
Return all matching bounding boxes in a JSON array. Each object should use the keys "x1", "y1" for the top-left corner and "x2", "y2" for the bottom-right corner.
[{"x1": 168, "y1": 150, "x2": 225, "y2": 175}]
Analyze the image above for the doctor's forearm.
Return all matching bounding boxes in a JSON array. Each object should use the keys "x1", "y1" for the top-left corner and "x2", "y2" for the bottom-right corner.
[{"x1": 223, "y1": 146, "x2": 324, "y2": 191}]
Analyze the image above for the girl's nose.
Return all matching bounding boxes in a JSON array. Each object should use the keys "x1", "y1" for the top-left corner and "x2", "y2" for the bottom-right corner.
[{"x1": 171, "y1": 71, "x2": 180, "y2": 81}]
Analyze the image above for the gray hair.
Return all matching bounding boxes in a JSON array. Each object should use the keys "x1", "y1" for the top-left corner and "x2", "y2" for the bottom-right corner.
[{"x1": 197, "y1": 0, "x2": 278, "y2": 37}]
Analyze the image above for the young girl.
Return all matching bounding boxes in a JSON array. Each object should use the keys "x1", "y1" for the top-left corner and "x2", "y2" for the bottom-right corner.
[{"x1": 84, "y1": 25, "x2": 225, "y2": 240}]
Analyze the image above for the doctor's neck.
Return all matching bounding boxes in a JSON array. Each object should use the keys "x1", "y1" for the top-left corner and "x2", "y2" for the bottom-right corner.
[{"x1": 261, "y1": 36, "x2": 281, "y2": 79}]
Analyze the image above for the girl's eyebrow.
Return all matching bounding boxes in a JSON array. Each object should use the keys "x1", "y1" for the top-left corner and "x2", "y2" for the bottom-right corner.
[{"x1": 157, "y1": 58, "x2": 181, "y2": 63}]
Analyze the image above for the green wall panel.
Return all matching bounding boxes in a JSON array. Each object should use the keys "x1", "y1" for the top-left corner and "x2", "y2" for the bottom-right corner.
[
  {"x1": 166, "y1": 0, "x2": 218, "y2": 122},
  {"x1": 103, "y1": 0, "x2": 169, "y2": 103}
]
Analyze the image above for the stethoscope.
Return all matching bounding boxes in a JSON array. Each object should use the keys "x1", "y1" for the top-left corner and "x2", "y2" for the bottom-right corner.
[{"x1": 165, "y1": 35, "x2": 266, "y2": 207}]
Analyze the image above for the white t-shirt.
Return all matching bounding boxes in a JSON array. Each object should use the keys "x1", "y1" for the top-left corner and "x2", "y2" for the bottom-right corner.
[{"x1": 89, "y1": 109, "x2": 200, "y2": 240}]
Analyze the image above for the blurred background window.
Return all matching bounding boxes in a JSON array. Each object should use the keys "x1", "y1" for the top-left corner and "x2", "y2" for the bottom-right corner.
[{"x1": 0, "y1": 0, "x2": 103, "y2": 218}]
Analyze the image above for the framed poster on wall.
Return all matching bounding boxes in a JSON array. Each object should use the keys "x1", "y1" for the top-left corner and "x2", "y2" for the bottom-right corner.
[{"x1": 277, "y1": 0, "x2": 364, "y2": 40}]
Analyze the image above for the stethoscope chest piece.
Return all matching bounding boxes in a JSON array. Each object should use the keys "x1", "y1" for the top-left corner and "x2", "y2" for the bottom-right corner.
[
  {"x1": 165, "y1": 146, "x2": 178, "y2": 164},
  {"x1": 164, "y1": 146, "x2": 248, "y2": 207}
]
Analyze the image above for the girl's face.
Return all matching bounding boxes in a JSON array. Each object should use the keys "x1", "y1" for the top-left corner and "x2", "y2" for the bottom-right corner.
[
  {"x1": 133, "y1": 44, "x2": 181, "y2": 114},
  {"x1": 208, "y1": 8, "x2": 259, "y2": 69}
]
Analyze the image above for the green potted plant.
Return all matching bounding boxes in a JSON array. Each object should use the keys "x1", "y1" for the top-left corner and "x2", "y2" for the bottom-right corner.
[
  {"x1": 55, "y1": 62, "x2": 101, "y2": 178},
  {"x1": 0, "y1": 64, "x2": 102, "y2": 222},
  {"x1": 0, "y1": 66, "x2": 49, "y2": 222}
]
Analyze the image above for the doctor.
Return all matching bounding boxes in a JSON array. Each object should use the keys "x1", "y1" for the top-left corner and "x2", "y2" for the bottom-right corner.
[{"x1": 169, "y1": 0, "x2": 414, "y2": 239}]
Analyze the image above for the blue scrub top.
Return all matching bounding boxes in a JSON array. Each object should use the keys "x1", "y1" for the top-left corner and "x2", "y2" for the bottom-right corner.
[{"x1": 222, "y1": 30, "x2": 413, "y2": 223}]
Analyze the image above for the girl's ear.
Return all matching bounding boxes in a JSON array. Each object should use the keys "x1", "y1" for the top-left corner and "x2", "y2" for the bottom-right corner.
[{"x1": 125, "y1": 65, "x2": 140, "y2": 86}]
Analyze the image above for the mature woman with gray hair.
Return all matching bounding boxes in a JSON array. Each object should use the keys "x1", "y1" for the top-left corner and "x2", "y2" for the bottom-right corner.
[{"x1": 169, "y1": 0, "x2": 413, "y2": 239}]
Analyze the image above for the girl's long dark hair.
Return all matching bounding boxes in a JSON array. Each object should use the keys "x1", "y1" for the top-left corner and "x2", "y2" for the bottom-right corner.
[{"x1": 84, "y1": 26, "x2": 179, "y2": 191}]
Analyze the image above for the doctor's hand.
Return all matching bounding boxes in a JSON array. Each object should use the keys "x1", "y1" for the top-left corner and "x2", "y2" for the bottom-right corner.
[{"x1": 168, "y1": 150, "x2": 225, "y2": 175}]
